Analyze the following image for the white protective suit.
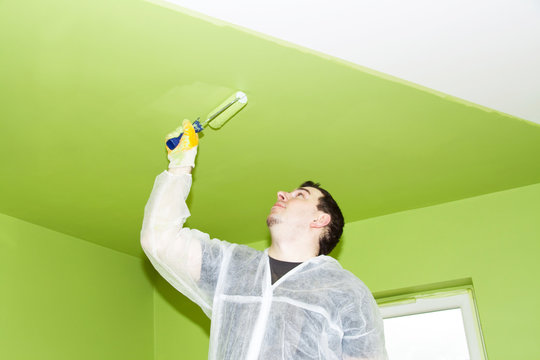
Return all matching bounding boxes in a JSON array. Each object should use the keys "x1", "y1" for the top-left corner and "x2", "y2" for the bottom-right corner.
[{"x1": 141, "y1": 171, "x2": 387, "y2": 360}]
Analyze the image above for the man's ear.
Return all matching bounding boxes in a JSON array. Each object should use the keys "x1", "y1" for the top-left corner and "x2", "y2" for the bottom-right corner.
[{"x1": 310, "y1": 213, "x2": 331, "y2": 228}]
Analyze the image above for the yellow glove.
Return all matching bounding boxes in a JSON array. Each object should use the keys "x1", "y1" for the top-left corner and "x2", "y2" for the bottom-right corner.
[{"x1": 166, "y1": 119, "x2": 199, "y2": 169}]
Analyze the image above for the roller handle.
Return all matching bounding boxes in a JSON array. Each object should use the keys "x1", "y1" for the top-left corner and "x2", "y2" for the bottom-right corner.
[{"x1": 166, "y1": 120, "x2": 204, "y2": 150}]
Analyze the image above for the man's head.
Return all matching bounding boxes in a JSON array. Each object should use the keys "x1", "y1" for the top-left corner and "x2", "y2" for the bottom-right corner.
[{"x1": 267, "y1": 181, "x2": 344, "y2": 256}]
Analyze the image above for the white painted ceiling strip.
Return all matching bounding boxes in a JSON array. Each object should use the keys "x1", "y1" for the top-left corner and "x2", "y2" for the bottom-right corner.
[{"x1": 158, "y1": 0, "x2": 540, "y2": 124}]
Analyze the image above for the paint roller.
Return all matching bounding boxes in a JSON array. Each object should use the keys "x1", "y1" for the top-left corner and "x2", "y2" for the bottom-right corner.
[{"x1": 166, "y1": 91, "x2": 248, "y2": 150}]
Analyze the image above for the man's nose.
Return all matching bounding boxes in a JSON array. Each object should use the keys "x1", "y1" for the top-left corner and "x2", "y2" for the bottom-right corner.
[{"x1": 277, "y1": 191, "x2": 289, "y2": 201}]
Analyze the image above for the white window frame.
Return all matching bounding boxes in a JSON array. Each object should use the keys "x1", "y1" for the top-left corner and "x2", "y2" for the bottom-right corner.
[{"x1": 378, "y1": 288, "x2": 487, "y2": 360}]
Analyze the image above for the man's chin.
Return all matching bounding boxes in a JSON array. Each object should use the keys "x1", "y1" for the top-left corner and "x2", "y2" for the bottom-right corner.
[{"x1": 266, "y1": 215, "x2": 280, "y2": 227}]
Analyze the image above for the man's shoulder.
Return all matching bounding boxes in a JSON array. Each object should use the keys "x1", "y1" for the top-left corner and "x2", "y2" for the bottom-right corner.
[
  {"x1": 228, "y1": 243, "x2": 265, "y2": 265},
  {"x1": 313, "y1": 257, "x2": 372, "y2": 296}
]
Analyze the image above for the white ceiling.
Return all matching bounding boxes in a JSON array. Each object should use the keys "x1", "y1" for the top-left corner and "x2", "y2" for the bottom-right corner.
[{"x1": 152, "y1": 0, "x2": 540, "y2": 125}]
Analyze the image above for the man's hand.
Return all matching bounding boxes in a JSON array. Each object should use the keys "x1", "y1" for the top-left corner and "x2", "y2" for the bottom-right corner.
[{"x1": 166, "y1": 119, "x2": 199, "y2": 172}]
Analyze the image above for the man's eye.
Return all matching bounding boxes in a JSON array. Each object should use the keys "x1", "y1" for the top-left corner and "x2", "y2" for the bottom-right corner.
[{"x1": 296, "y1": 193, "x2": 304, "y2": 198}]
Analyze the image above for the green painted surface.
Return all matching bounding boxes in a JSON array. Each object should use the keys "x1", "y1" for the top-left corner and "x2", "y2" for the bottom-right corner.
[
  {"x1": 153, "y1": 276, "x2": 210, "y2": 360},
  {"x1": 0, "y1": 213, "x2": 154, "y2": 360},
  {"x1": 1, "y1": 0, "x2": 539, "y2": 258},
  {"x1": 154, "y1": 184, "x2": 540, "y2": 359},
  {"x1": 337, "y1": 182, "x2": 540, "y2": 360},
  {"x1": 1, "y1": 0, "x2": 540, "y2": 358}
]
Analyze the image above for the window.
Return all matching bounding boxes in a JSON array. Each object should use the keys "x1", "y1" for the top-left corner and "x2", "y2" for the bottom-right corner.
[{"x1": 378, "y1": 288, "x2": 487, "y2": 360}]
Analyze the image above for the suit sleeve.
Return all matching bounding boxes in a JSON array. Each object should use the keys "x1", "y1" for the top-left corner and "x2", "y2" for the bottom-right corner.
[
  {"x1": 141, "y1": 170, "x2": 231, "y2": 318},
  {"x1": 341, "y1": 286, "x2": 388, "y2": 359}
]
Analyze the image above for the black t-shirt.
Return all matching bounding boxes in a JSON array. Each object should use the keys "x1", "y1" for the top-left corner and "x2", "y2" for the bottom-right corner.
[{"x1": 268, "y1": 256, "x2": 302, "y2": 285}]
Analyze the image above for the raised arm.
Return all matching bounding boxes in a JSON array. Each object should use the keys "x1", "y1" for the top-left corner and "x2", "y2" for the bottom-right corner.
[
  {"x1": 140, "y1": 166, "x2": 202, "y2": 281},
  {"x1": 140, "y1": 120, "x2": 215, "y2": 314}
]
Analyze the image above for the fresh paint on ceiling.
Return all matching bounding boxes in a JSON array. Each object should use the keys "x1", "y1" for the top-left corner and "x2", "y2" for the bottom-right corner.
[
  {"x1": 1, "y1": 0, "x2": 539, "y2": 258},
  {"x1": 155, "y1": 0, "x2": 540, "y2": 124}
]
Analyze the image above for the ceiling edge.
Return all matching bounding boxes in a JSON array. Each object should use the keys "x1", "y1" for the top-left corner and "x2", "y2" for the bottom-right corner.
[{"x1": 146, "y1": 0, "x2": 540, "y2": 128}]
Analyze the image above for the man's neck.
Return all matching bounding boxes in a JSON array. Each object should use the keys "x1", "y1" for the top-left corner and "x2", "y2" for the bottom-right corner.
[{"x1": 268, "y1": 227, "x2": 319, "y2": 262}]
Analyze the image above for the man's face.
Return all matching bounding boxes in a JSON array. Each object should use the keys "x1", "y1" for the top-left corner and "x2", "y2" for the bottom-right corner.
[{"x1": 267, "y1": 186, "x2": 324, "y2": 228}]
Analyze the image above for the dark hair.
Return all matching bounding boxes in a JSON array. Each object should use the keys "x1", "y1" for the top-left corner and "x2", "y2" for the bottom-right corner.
[{"x1": 300, "y1": 181, "x2": 344, "y2": 255}]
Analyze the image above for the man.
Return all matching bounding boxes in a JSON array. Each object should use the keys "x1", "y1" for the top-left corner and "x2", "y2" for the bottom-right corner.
[{"x1": 141, "y1": 120, "x2": 387, "y2": 359}]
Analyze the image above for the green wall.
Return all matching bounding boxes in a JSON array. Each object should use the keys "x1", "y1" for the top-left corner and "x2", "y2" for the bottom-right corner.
[
  {"x1": 0, "y1": 213, "x2": 154, "y2": 360},
  {"x1": 338, "y1": 182, "x2": 540, "y2": 360},
  {"x1": 2, "y1": 182, "x2": 537, "y2": 360},
  {"x1": 153, "y1": 182, "x2": 540, "y2": 360},
  {"x1": 153, "y1": 276, "x2": 210, "y2": 360}
]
